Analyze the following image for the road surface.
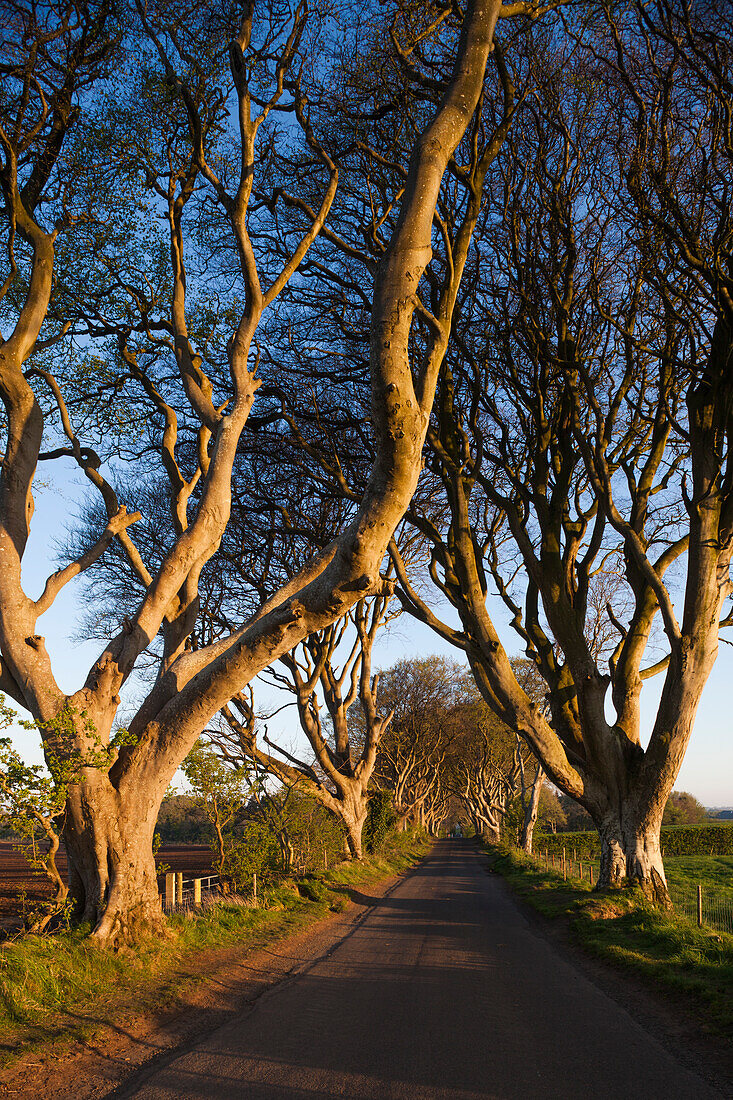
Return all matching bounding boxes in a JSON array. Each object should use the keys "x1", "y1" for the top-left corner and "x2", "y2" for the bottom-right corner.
[{"x1": 111, "y1": 840, "x2": 722, "y2": 1099}]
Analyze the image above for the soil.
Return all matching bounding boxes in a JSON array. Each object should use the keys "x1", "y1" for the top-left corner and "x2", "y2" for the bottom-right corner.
[{"x1": 0, "y1": 842, "x2": 212, "y2": 933}]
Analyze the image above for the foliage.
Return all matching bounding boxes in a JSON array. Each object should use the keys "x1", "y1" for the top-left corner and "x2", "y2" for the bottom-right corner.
[
  {"x1": 155, "y1": 794, "x2": 212, "y2": 844},
  {"x1": 363, "y1": 790, "x2": 396, "y2": 853},
  {"x1": 0, "y1": 697, "x2": 70, "y2": 929},
  {"x1": 659, "y1": 824, "x2": 733, "y2": 858},
  {"x1": 535, "y1": 823, "x2": 733, "y2": 860},
  {"x1": 663, "y1": 791, "x2": 709, "y2": 826},
  {"x1": 554, "y1": 796, "x2": 594, "y2": 833},
  {"x1": 537, "y1": 788, "x2": 567, "y2": 833},
  {"x1": 182, "y1": 741, "x2": 255, "y2": 872},
  {"x1": 220, "y1": 789, "x2": 346, "y2": 889},
  {"x1": 220, "y1": 822, "x2": 281, "y2": 890}
]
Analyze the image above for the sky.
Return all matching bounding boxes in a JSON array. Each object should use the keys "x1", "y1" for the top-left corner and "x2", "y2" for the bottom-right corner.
[{"x1": 6, "y1": 460, "x2": 733, "y2": 808}]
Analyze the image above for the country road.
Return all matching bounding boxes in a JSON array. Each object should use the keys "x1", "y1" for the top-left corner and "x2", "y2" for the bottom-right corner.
[{"x1": 110, "y1": 841, "x2": 723, "y2": 1100}]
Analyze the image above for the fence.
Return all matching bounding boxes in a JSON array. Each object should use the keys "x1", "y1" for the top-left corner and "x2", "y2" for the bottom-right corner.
[
  {"x1": 161, "y1": 871, "x2": 260, "y2": 913},
  {"x1": 161, "y1": 872, "x2": 221, "y2": 913},
  {"x1": 534, "y1": 848, "x2": 733, "y2": 937},
  {"x1": 669, "y1": 884, "x2": 733, "y2": 936},
  {"x1": 536, "y1": 847, "x2": 595, "y2": 886}
]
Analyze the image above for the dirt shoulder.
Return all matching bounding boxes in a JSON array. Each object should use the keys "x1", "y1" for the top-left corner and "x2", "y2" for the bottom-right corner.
[{"x1": 0, "y1": 864, "x2": 415, "y2": 1100}]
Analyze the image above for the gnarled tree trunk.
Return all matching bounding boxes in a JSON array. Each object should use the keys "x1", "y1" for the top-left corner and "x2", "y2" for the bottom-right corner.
[
  {"x1": 64, "y1": 772, "x2": 166, "y2": 945},
  {"x1": 340, "y1": 783, "x2": 369, "y2": 861}
]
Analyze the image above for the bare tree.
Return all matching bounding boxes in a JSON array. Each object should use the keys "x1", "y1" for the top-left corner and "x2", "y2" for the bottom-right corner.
[
  {"x1": 0, "y1": 0, "x2": 526, "y2": 942},
  {"x1": 512, "y1": 659, "x2": 545, "y2": 854},
  {"x1": 373, "y1": 656, "x2": 461, "y2": 831},
  {"x1": 391, "y1": 3, "x2": 733, "y2": 903},
  {"x1": 454, "y1": 728, "x2": 521, "y2": 843},
  {"x1": 216, "y1": 595, "x2": 392, "y2": 859}
]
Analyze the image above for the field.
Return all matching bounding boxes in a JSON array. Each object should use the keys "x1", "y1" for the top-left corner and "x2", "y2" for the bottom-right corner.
[
  {"x1": 529, "y1": 847, "x2": 733, "y2": 934},
  {"x1": 0, "y1": 841, "x2": 212, "y2": 933}
]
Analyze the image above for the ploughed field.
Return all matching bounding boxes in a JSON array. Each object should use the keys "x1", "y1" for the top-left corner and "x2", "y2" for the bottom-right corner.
[{"x1": 0, "y1": 841, "x2": 212, "y2": 932}]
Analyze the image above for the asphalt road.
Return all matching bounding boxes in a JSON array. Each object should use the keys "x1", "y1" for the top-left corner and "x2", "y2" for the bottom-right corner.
[{"x1": 112, "y1": 840, "x2": 722, "y2": 1099}]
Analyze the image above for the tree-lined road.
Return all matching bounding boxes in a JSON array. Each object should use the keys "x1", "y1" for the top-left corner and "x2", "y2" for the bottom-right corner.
[{"x1": 112, "y1": 842, "x2": 720, "y2": 1099}]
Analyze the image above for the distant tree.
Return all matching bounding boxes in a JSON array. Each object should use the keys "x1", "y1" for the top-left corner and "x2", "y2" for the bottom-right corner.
[
  {"x1": 536, "y1": 787, "x2": 567, "y2": 836},
  {"x1": 155, "y1": 793, "x2": 212, "y2": 844},
  {"x1": 454, "y1": 717, "x2": 523, "y2": 844},
  {"x1": 557, "y1": 795, "x2": 594, "y2": 834},
  {"x1": 182, "y1": 742, "x2": 255, "y2": 875},
  {"x1": 216, "y1": 597, "x2": 392, "y2": 860},
  {"x1": 375, "y1": 657, "x2": 465, "y2": 832},
  {"x1": 511, "y1": 658, "x2": 545, "y2": 853},
  {"x1": 663, "y1": 792, "x2": 708, "y2": 827}
]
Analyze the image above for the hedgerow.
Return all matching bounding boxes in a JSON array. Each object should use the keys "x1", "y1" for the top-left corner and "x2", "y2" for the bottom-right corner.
[{"x1": 535, "y1": 822, "x2": 733, "y2": 859}]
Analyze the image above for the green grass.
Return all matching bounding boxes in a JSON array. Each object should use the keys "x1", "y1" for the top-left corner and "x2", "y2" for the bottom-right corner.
[
  {"x1": 0, "y1": 829, "x2": 431, "y2": 1067},
  {"x1": 664, "y1": 855, "x2": 733, "y2": 898},
  {"x1": 486, "y1": 844, "x2": 733, "y2": 1038}
]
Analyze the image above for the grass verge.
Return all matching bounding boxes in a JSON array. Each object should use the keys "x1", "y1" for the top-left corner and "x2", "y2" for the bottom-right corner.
[
  {"x1": 0, "y1": 829, "x2": 431, "y2": 1067},
  {"x1": 485, "y1": 843, "x2": 733, "y2": 1038}
]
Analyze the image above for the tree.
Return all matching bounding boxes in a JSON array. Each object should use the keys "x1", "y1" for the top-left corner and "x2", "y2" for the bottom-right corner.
[
  {"x1": 511, "y1": 659, "x2": 545, "y2": 853},
  {"x1": 0, "y1": 0, "x2": 520, "y2": 943},
  {"x1": 374, "y1": 656, "x2": 462, "y2": 831},
  {"x1": 216, "y1": 595, "x2": 393, "y2": 860},
  {"x1": 389, "y1": 2, "x2": 733, "y2": 904},
  {"x1": 182, "y1": 741, "x2": 254, "y2": 874},
  {"x1": 662, "y1": 792, "x2": 707, "y2": 827},
  {"x1": 454, "y1": 721, "x2": 522, "y2": 843},
  {"x1": 537, "y1": 787, "x2": 566, "y2": 835},
  {"x1": 155, "y1": 793, "x2": 211, "y2": 843}
]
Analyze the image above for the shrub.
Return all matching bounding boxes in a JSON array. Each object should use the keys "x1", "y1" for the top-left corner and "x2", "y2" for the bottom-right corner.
[
  {"x1": 219, "y1": 822, "x2": 281, "y2": 889},
  {"x1": 534, "y1": 822, "x2": 733, "y2": 859}
]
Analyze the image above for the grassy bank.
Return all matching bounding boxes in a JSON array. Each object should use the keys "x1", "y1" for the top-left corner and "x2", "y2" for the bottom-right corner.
[
  {"x1": 485, "y1": 844, "x2": 733, "y2": 1037},
  {"x1": 0, "y1": 830, "x2": 431, "y2": 1066}
]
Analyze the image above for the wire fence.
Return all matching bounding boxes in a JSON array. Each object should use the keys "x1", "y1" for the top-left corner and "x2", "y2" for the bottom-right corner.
[
  {"x1": 161, "y1": 872, "x2": 225, "y2": 913},
  {"x1": 669, "y1": 885, "x2": 733, "y2": 936},
  {"x1": 533, "y1": 848, "x2": 733, "y2": 937}
]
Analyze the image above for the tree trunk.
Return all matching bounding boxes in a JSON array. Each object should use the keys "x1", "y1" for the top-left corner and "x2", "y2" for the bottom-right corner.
[
  {"x1": 278, "y1": 831, "x2": 294, "y2": 873},
  {"x1": 596, "y1": 803, "x2": 670, "y2": 907},
  {"x1": 341, "y1": 788, "x2": 369, "y2": 860},
  {"x1": 214, "y1": 820, "x2": 226, "y2": 874},
  {"x1": 520, "y1": 766, "x2": 542, "y2": 854},
  {"x1": 63, "y1": 773, "x2": 166, "y2": 947}
]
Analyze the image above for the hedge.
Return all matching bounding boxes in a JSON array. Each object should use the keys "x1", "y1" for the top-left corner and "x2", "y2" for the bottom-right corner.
[{"x1": 534, "y1": 821, "x2": 733, "y2": 860}]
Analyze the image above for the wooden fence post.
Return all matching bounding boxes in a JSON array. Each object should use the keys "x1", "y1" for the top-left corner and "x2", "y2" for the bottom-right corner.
[
  {"x1": 194, "y1": 878, "x2": 201, "y2": 907},
  {"x1": 165, "y1": 873, "x2": 175, "y2": 909},
  {"x1": 176, "y1": 872, "x2": 183, "y2": 905}
]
